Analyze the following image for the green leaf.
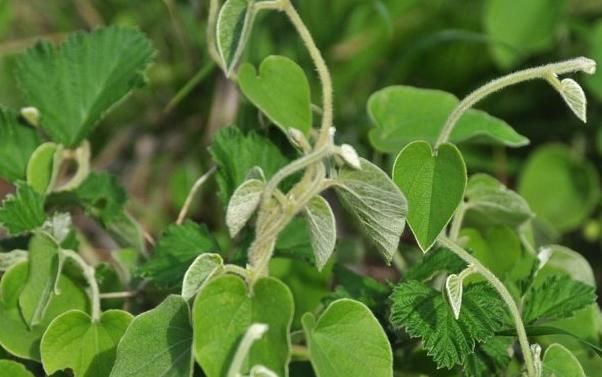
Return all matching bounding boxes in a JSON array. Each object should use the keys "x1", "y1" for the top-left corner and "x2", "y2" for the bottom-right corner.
[
  {"x1": 0, "y1": 262, "x2": 88, "y2": 361},
  {"x1": 558, "y1": 78, "x2": 587, "y2": 123},
  {"x1": 302, "y1": 299, "x2": 393, "y2": 377},
  {"x1": 239, "y1": 56, "x2": 312, "y2": 135},
  {"x1": 0, "y1": 108, "x2": 40, "y2": 182},
  {"x1": 15, "y1": 26, "x2": 155, "y2": 146},
  {"x1": 209, "y1": 127, "x2": 289, "y2": 204},
  {"x1": 523, "y1": 275, "x2": 596, "y2": 324},
  {"x1": 19, "y1": 232, "x2": 61, "y2": 327},
  {"x1": 0, "y1": 249, "x2": 28, "y2": 271},
  {"x1": 217, "y1": 0, "x2": 255, "y2": 76},
  {"x1": 461, "y1": 227, "x2": 522, "y2": 278},
  {"x1": 518, "y1": 145, "x2": 600, "y2": 233},
  {"x1": 367, "y1": 86, "x2": 528, "y2": 153},
  {"x1": 0, "y1": 182, "x2": 45, "y2": 235},
  {"x1": 445, "y1": 273, "x2": 464, "y2": 320},
  {"x1": 26, "y1": 142, "x2": 61, "y2": 194},
  {"x1": 192, "y1": 275, "x2": 293, "y2": 377},
  {"x1": 72, "y1": 172, "x2": 127, "y2": 224},
  {"x1": 484, "y1": 0, "x2": 567, "y2": 68},
  {"x1": 181, "y1": 253, "x2": 224, "y2": 300},
  {"x1": 0, "y1": 360, "x2": 34, "y2": 377},
  {"x1": 41, "y1": 309, "x2": 132, "y2": 377},
  {"x1": 585, "y1": 21, "x2": 602, "y2": 101},
  {"x1": 498, "y1": 326, "x2": 602, "y2": 358},
  {"x1": 304, "y1": 195, "x2": 336, "y2": 271},
  {"x1": 405, "y1": 247, "x2": 466, "y2": 281},
  {"x1": 110, "y1": 295, "x2": 194, "y2": 377},
  {"x1": 464, "y1": 337, "x2": 512, "y2": 377},
  {"x1": 389, "y1": 281, "x2": 505, "y2": 369},
  {"x1": 392, "y1": 141, "x2": 466, "y2": 252},
  {"x1": 542, "y1": 343, "x2": 586, "y2": 377},
  {"x1": 334, "y1": 158, "x2": 407, "y2": 262},
  {"x1": 226, "y1": 178, "x2": 265, "y2": 237},
  {"x1": 137, "y1": 221, "x2": 220, "y2": 288},
  {"x1": 465, "y1": 174, "x2": 533, "y2": 227}
]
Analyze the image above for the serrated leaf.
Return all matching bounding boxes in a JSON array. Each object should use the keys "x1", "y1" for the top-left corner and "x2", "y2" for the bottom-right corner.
[
  {"x1": 41, "y1": 309, "x2": 132, "y2": 377},
  {"x1": 239, "y1": 56, "x2": 312, "y2": 135},
  {"x1": 389, "y1": 281, "x2": 505, "y2": 369},
  {"x1": 19, "y1": 232, "x2": 61, "y2": 327},
  {"x1": 464, "y1": 337, "x2": 512, "y2": 377},
  {"x1": 192, "y1": 275, "x2": 293, "y2": 377},
  {"x1": 367, "y1": 86, "x2": 529, "y2": 153},
  {"x1": 0, "y1": 360, "x2": 35, "y2": 377},
  {"x1": 465, "y1": 174, "x2": 533, "y2": 227},
  {"x1": 302, "y1": 299, "x2": 393, "y2": 377},
  {"x1": 542, "y1": 343, "x2": 586, "y2": 377},
  {"x1": 72, "y1": 172, "x2": 127, "y2": 224},
  {"x1": 523, "y1": 275, "x2": 596, "y2": 324},
  {"x1": 26, "y1": 142, "x2": 61, "y2": 194},
  {"x1": 392, "y1": 141, "x2": 466, "y2": 252},
  {"x1": 559, "y1": 78, "x2": 587, "y2": 123},
  {"x1": 405, "y1": 247, "x2": 466, "y2": 281},
  {"x1": 0, "y1": 108, "x2": 40, "y2": 182},
  {"x1": 226, "y1": 178, "x2": 265, "y2": 237},
  {"x1": 445, "y1": 273, "x2": 464, "y2": 320},
  {"x1": 181, "y1": 253, "x2": 223, "y2": 300},
  {"x1": 0, "y1": 182, "x2": 45, "y2": 235},
  {"x1": 217, "y1": 0, "x2": 255, "y2": 76},
  {"x1": 15, "y1": 26, "x2": 155, "y2": 146},
  {"x1": 0, "y1": 249, "x2": 28, "y2": 271},
  {"x1": 304, "y1": 195, "x2": 336, "y2": 270},
  {"x1": 209, "y1": 127, "x2": 289, "y2": 204},
  {"x1": 137, "y1": 221, "x2": 220, "y2": 288},
  {"x1": 0, "y1": 262, "x2": 88, "y2": 361},
  {"x1": 334, "y1": 158, "x2": 407, "y2": 262},
  {"x1": 110, "y1": 295, "x2": 194, "y2": 377}
]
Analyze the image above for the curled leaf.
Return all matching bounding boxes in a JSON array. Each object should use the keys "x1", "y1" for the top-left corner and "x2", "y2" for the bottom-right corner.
[{"x1": 559, "y1": 78, "x2": 587, "y2": 123}]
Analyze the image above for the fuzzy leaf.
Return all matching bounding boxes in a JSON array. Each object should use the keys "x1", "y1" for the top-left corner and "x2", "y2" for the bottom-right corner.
[
  {"x1": 0, "y1": 108, "x2": 40, "y2": 182},
  {"x1": 15, "y1": 26, "x2": 155, "y2": 146},
  {"x1": 389, "y1": 281, "x2": 505, "y2": 369},
  {"x1": 138, "y1": 221, "x2": 220, "y2": 288},
  {"x1": 334, "y1": 158, "x2": 407, "y2": 262},
  {"x1": 0, "y1": 182, "x2": 45, "y2": 235},
  {"x1": 559, "y1": 78, "x2": 587, "y2": 123},
  {"x1": 217, "y1": 0, "x2": 255, "y2": 76},
  {"x1": 226, "y1": 178, "x2": 264, "y2": 237},
  {"x1": 445, "y1": 273, "x2": 464, "y2": 320},
  {"x1": 523, "y1": 275, "x2": 596, "y2": 324},
  {"x1": 542, "y1": 343, "x2": 586, "y2": 377},
  {"x1": 0, "y1": 249, "x2": 28, "y2": 271},
  {"x1": 110, "y1": 295, "x2": 194, "y2": 377},
  {"x1": 181, "y1": 253, "x2": 224, "y2": 300},
  {"x1": 304, "y1": 195, "x2": 336, "y2": 270}
]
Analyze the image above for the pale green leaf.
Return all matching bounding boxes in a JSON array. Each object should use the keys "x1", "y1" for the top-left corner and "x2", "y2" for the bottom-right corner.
[
  {"x1": 392, "y1": 141, "x2": 466, "y2": 252},
  {"x1": 192, "y1": 275, "x2": 293, "y2": 377},
  {"x1": 226, "y1": 178, "x2": 265, "y2": 237},
  {"x1": 465, "y1": 174, "x2": 533, "y2": 227},
  {"x1": 304, "y1": 195, "x2": 336, "y2": 270},
  {"x1": 26, "y1": 142, "x2": 61, "y2": 194},
  {"x1": 217, "y1": 0, "x2": 255, "y2": 76},
  {"x1": 41, "y1": 309, "x2": 132, "y2": 377},
  {"x1": 110, "y1": 295, "x2": 194, "y2": 377},
  {"x1": 543, "y1": 343, "x2": 586, "y2": 377},
  {"x1": 368, "y1": 86, "x2": 528, "y2": 153},
  {"x1": 0, "y1": 182, "x2": 45, "y2": 235},
  {"x1": 0, "y1": 249, "x2": 28, "y2": 271},
  {"x1": 0, "y1": 262, "x2": 88, "y2": 361},
  {"x1": 302, "y1": 299, "x2": 393, "y2": 377},
  {"x1": 181, "y1": 253, "x2": 223, "y2": 300},
  {"x1": 334, "y1": 158, "x2": 407, "y2": 261},
  {"x1": 19, "y1": 232, "x2": 61, "y2": 327},
  {"x1": 559, "y1": 78, "x2": 587, "y2": 123},
  {"x1": 445, "y1": 273, "x2": 464, "y2": 320},
  {"x1": 239, "y1": 56, "x2": 312, "y2": 135},
  {"x1": 15, "y1": 26, "x2": 155, "y2": 146},
  {"x1": 389, "y1": 281, "x2": 505, "y2": 369},
  {"x1": 0, "y1": 360, "x2": 34, "y2": 377},
  {"x1": 518, "y1": 145, "x2": 600, "y2": 233},
  {"x1": 0, "y1": 108, "x2": 40, "y2": 182}
]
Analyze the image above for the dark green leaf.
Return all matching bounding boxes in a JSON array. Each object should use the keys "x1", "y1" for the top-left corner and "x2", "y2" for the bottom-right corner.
[
  {"x1": 0, "y1": 182, "x2": 45, "y2": 235},
  {"x1": 405, "y1": 247, "x2": 466, "y2": 281},
  {"x1": 72, "y1": 172, "x2": 127, "y2": 224},
  {"x1": 0, "y1": 108, "x2": 40, "y2": 182},
  {"x1": 464, "y1": 337, "x2": 512, "y2": 377}
]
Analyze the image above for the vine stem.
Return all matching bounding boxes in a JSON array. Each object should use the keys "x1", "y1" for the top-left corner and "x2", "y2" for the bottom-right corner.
[
  {"x1": 435, "y1": 57, "x2": 596, "y2": 149},
  {"x1": 176, "y1": 166, "x2": 217, "y2": 225},
  {"x1": 438, "y1": 236, "x2": 536, "y2": 377},
  {"x1": 226, "y1": 323, "x2": 268, "y2": 377},
  {"x1": 61, "y1": 250, "x2": 101, "y2": 322}
]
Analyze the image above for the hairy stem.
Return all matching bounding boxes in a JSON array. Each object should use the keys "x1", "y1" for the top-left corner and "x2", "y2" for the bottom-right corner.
[
  {"x1": 435, "y1": 57, "x2": 596, "y2": 148},
  {"x1": 62, "y1": 249, "x2": 101, "y2": 322},
  {"x1": 227, "y1": 323, "x2": 268, "y2": 377},
  {"x1": 438, "y1": 236, "x2": 536, "y2": 377},
  {"x1": 176, "y1": 166, "x2": 217, "y2": 225}
]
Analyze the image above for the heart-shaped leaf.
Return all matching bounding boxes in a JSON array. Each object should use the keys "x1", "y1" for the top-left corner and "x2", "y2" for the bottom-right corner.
[
  {"x1": 238, "y1": 56, "x2": 312, "y2": 135},
  {"x1": 41, "y1": 309, "x2": 132, "y2": 377},
  {"x1": 304, "y1": 195, "x2": 336, "y2": 270},
  {"x1": 26, "y1": 142, "x2": 61, "y2": 194},
  {"x1": 217, "y1": 0, "x2": 255, "y2": 76},
  {"x1": 181, "y1": 253, "x2": 224, "y2": 300},
  {"x1": 110, "y1": 295, "x2": 194, "y2": 377},
  {"x1": 192, "y1": 274, "x2": 293, "y2": 377},
  {"x1": 542, "y1": 343, "x2": 585, "y2": 377},
  {"x1": 302, "y1": 299, "x2": 393, "y2": 377},
  {"x1": 445, "y1": 274, "x2": 464, "y2": 320},
  {"x1": 226, "y1": 178, "x2": 265, "y2": 237},
  {"x1": 0, "y1": 360, "x2": 34, "y2": 377},
  {"x1": 392, "y1": 141, "x2": 467, "y2": 252},
  {"x1": 559, "y1": 78, "x2": 587, "y2": 123}
]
